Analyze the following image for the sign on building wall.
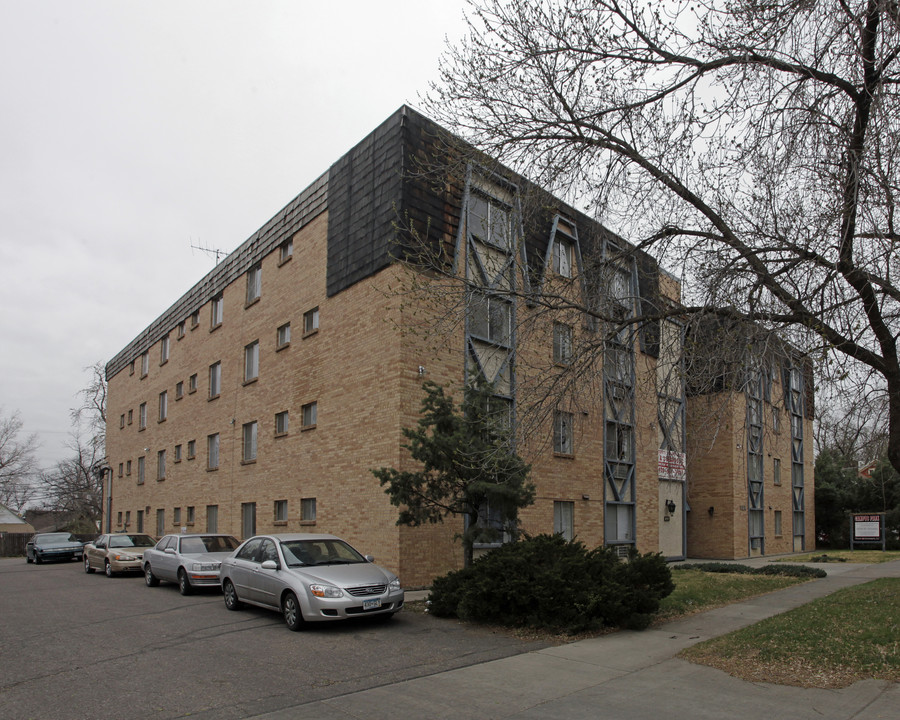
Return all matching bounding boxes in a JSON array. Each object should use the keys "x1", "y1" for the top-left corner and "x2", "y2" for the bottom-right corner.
[{"x1": 658, "y1": 450, "x2": 686, "y2": 481}]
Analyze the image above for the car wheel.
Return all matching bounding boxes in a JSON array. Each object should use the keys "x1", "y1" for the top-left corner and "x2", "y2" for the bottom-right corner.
[
  {"x1": 178, "y1": 568, "x2": 193, "y2": 596},
  {"x1": 282, "y1": 591, "x2": 304, "y2": 631},
  {"x1": 145, "y1": 565, "x2": 160, "y2": 587},
  {"x1": 34, "y1": 553, "x2": 42, "y2": 565},
  {"x1": 84, "y1": 555, "x2": 94, "y2": 574},
  {"x1": 26, "y1": 554, "x2": 32, "y2": 564},
  {"x1": 223, "y1": 579, "x2": 242, "y2": 610},
  {"x1": 104, "y1": 560, "x2": 113, "y2": 578}
]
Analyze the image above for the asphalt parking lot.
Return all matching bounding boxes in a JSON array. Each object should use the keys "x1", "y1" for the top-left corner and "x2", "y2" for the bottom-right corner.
[{"x1": 0, "y1": 557, "x2": 548, "y2": 720}]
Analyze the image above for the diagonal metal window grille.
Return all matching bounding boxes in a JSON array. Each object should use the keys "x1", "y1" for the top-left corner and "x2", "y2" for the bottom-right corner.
[{"x1": 746, "y1": 370, "x2": 765, "y2": 553}]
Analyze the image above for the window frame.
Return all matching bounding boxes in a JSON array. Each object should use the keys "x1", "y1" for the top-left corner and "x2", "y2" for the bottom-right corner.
[
  {"x1": 303, "y1": 307, "x2": 319, "y2": 336},
  {"x1": 243, "y1": 341, "x2": 259, "y2": 384},
  {"x1": 207, "y1": 433, "x2": 219, "y2": 470},
  {"x1": 301, "y1": 401, "x2": 317, "y2": 430},
  {"x1": 554, "y1": 410, "x2": 574, "y2": 456},
  {"x1": 245, "y1": 264, "x2": 261, "y2": 306},
  {"x1": 242, "y1": 421, "x2": 258, "y2": 463}
]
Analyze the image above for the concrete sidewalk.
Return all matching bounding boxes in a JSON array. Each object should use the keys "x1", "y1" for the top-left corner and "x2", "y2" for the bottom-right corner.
[{"x1": 261, "y1": 558, "x2": 900, "y2": 720}]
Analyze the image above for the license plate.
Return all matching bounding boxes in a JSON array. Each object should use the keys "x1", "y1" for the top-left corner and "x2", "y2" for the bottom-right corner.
[{"x1": 362, "y1": 598, "x2": 382, "y2": 611}]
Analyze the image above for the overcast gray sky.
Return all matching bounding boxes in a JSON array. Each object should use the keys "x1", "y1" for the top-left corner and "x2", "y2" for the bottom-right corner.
[{"x1": 0, "y1": 0, "x2": 469, "y2": 472}]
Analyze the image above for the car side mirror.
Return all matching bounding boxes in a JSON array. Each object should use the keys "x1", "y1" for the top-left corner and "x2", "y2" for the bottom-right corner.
[
  {"x1": 261, "y1": 560, "x2": 279, "y2": 570},
  {"x1": 364, "y1": 555, "x2": 375, "y2": 563},
  {"x1": 164, "y1": 548, "x2": 176, "y2": 555}
]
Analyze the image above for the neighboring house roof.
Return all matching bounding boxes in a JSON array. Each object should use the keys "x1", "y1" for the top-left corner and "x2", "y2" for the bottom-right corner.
[{"x1": 0, "y1": 503, "x2": 35, "y2": 533}]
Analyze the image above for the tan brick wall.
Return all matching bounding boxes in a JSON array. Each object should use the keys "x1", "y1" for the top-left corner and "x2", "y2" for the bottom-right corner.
[
  {"x1": 107, "y1": 199, "x2": 811, "y2": 586},
  {"x1": 686, "y1": 379, "x2": 815, "y2": 559}
]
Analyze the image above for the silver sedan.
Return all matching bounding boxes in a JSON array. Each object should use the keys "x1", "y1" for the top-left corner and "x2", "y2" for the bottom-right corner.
[
  {"x1": 142, "y1": 534, "x2": 240, "y2": 595},
  {"x1": 220, "y1": 533, "x2": 404, "y2": 630}
]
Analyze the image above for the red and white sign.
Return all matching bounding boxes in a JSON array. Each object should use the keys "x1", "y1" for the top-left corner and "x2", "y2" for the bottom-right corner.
[{"x1": 658, "y1": 450, "x2": 686, "y2": 481}]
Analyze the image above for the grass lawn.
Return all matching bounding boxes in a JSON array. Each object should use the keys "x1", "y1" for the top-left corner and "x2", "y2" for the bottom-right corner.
[
  {"x1": 680, "y1": 578, "x2": 900, "y2": 688},
  {"x1": 774, "y1": 549, "x2": 900, "y2": 564},
  {"x1": 655, "y1": 568, "x2": 812, "y2": 623}
]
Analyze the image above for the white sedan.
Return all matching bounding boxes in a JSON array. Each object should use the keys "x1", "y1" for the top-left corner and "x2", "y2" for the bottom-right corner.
[
  {"x1": 142, "y1": 534, "x2": 240, "y2": 595},
  {"x1": 220, "y1": 533, "x2": 404, "y2": 630}
]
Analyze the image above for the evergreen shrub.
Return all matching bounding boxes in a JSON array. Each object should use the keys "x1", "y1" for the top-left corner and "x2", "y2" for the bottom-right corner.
[{"x1": 427, "y1": 534, "x2": 674, "y2": 632}]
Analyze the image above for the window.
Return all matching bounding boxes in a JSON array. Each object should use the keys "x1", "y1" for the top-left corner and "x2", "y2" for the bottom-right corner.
[
  {"x1": 140, "y1": 352, "x2": 149, "y2": 378},
  {"x1": 242, "y1": 421, "x2": 258, "y2": 462},
  {"x1": 553, "y1": 239, "x2": 573, "y2": 278},
  {"x1": 190, "y1": 310, "x2": 200, "y2": 329},
  {"x1": 139, "y1": 402, "x2": 147, "y2": 430},
  {"x1": 129, "y1": 360, "x2": 135, "y2": 376},
  {"x1": 774, "y1": 510, "x2": 783, "y2": 536},
  {"x1": 119, "y1": 414, "x2": 125, "y2": 429},
  {"x1": 303, "y1": 307, "x2": 319, "y2": 335},
  {"x1": 244, "y1": 341, "x2": 259, "y2": 383},
  {"x1": 773, "y1": 406, "x2": 781, "y2": 433},
  {"x1": 301, "y1": 498, "x2": 317, "y2": 523},
  {"x1": 553, "y1": 323, "x2": 573, "y2": 365},
  {"x1": 174, "y1": 444, "x2": 182, "y2": 463},
  {"x1": 157, "y1": 449, "x2": 166, "y2": 480},
  {"x1": 302, "y1": 402, "x2": 317, "y2": 429},
  {"x1": 158, "y1": 391, "x2": 167, "y2": 422},
  {"x1": 207, "y1": 433, "x2": 219, "y2": 470},
  {"x1": 275, "y1": 411, "x2": 289, "y2": 436},
  {"x1": 127, "y1": 409, "x2": 133, "y2": 425},
  {"x1": 156, "y1": 509, "x2": 165, "y2": 537},
  {"x1": 209, "y1": 361, "x2": 221, "y2": 399},
  {"x1": 246, "y1": 264, "x2": 261, "y2": 305},
  {"x1": 241, "y1": 502, "x2": 256, "y2": 539},
  {"x1": 187, "y1": 439, "x2": 196, "y2": 460},
  {"x1": 211, "y1": 294, "x2": 223, "y2": 329},
  {"x1": 176, "y1": 321, "x2": 185, "y2": 339},
  {"x1": 187, "y1": 506, "x2": 195, "y2": 524},
  {"x1": 554, "y1": 501, "x2": 575, "y2": 541},
  {"x1": 125, "y1": 510, "x2": 131, "y2": 528},
  {"x1": 773, "y1": 457, "x2": 782, "y2": 486},
  {"x1": 126, "y1": 460, "x2": 132, "y2": 476},
  {"x1": 160, "y1": 334, "x2": 169, "y2": 365},
  {"x1": 469, "y1": 292, "x2": 511, "y2": 346},
  {"x1": 175, "y1": 381, "x2": 184, "y2": 400},
  {"x1": 469, "y1": 192, "x2": 510, "y2": 249},
  {"x1": 554, "y1": 411, "x2": 574, "y2": 455},
  {"x1": 605, "y1": 422, "x2": 634, "y2": 462},
  {"x1": 279, "y1": 239, "x2": 293, "y2": 264},
  {"x1": 274, "y1": 500, "x2": 288, "y2": 523},
  {"x1": 206, "y1": 505, "x2": 218, "y2": 533},
  {"x1": 117, "y1": 463, "x2": 123, "y2": 478},
  {"x1": 117, "y1": 511, "x2": 122, "y2": 526},
  {"x1": 189, "y1": 373, "x2": 198, "y2": 394},
  {"x1": 173, "y1": 507, "x2": 181, "y2": 525},
  {"x1": 277, "y1": 322, "x2": 291, "y2": 349}
]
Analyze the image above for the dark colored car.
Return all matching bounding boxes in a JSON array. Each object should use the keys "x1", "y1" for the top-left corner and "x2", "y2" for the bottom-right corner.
[{"x1": 25, "y1": 533, "x2": 85, "y2": 564}]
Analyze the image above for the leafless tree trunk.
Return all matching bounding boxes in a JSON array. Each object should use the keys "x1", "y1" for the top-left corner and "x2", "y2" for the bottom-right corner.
[{"x1": 0, "y1": 409, "x2": 38, "y2": 513}]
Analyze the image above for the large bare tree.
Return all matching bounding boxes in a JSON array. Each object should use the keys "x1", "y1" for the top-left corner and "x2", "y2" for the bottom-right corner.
[
  {"x1": 38, "y1": 363, "x2": 107, "y2": 529},
  {"x1": 0, "y1": 408, "x2": 38, "y2": 513},
  {"x1": 425, "y1": 0, "x2": 900, "y2": 472}
]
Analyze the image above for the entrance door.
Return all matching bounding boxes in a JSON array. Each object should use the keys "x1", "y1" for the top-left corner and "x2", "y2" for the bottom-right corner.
[{"x1": 658, "y1": 479, "x2": 685, "y2": 559}]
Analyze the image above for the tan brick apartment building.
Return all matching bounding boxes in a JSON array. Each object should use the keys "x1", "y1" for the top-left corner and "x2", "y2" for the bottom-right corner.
[{"x1": 104, "y1": 106, "x2": 814, "y2": 586}]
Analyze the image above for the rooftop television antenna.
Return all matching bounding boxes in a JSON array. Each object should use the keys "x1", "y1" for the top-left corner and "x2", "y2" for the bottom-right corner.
[{"x1": 190, "y1": 240, "x2": 228, "y2": 264}]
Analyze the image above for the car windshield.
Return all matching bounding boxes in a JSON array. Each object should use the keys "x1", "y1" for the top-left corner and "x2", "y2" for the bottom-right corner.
[
  {"x1": 37, "y1": 533, "x2": 77, "y2": 544},
  {"x1": 109, "y1": 535, "x2": 155, "y2": 548},
  {"x1": 180, "y1": 536, "x2": 239, "y2": 554},
  {"x1": 280, "y1": 539, "x2": 366, "y2": 567}
]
